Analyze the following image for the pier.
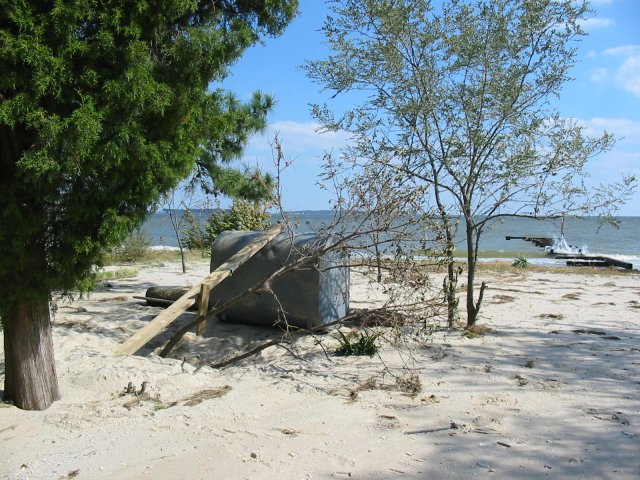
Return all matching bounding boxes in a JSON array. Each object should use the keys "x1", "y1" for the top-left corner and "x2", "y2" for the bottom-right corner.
[
  {"x1": 505, "y1": 236, "x2": 553, "y2": 248},
  {"x1": 555, "y1": 255, "x2": 633, "y2": 270},
  {"x1": 506, "y1": 235, "x2": 633, "y2": 270}
]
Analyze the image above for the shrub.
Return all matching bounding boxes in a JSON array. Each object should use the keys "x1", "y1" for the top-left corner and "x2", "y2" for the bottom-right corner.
[
  {"x1": 512, "y1": 256, "x2": 528, "y2": 268},
  {"x1": 206, "y1": 200, "x2": 271, "y2": 241},
  {"x1": 110, "y1": 228, "x2": 151, "y2": 263},
  {"x1": 183, "y1": 200, "x2": 271, "y2": 251},
  {"x1": 181, "y1": 210, "x2": 209, "y2": 251},
  {"x1": 335, "y1": 330, "x2": 380, "y2": 357}
]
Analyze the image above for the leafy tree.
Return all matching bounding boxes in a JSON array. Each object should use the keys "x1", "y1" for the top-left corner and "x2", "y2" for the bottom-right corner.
[
  {"x1": 305, "y1": 0, "x2": 635, "y2": 327},
  {"x1": 0, "y1": 0, "x2": 297, "y2": 410}
]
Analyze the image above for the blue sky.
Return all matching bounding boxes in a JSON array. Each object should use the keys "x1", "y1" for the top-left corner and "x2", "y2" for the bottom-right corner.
[{"x1": 218, "y1": 0, "x2": 640, "y2": 215}]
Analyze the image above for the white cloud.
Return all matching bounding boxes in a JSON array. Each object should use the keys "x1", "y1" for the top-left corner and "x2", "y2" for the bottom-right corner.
[
  {"x1": 616, "y1": 54, "x2": 640, "y2": 97},
  {"x1": 575, "y1": 117, "x2": 640, "y2": 145},
  {"x1": 578, "y1": 17, "x2": 614, "y2": 29},
  {"x1": 602, "y1": 45, "x2": 640, "y2": 57},
  {"x1": 247, "y1": 120, "x2": 353, "y2": 157},
  {"x1": 589, "y1": 45, "x2": 640, "y2": 98},
  {"x1": 588, "y1": 151, "x2": 640, "y2": 194}
]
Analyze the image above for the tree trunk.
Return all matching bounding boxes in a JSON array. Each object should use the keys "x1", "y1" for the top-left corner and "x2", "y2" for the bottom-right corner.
[
  {"x1": 373, "y1": 237, "x2": 383, "y2": 283},
  {"x1": 3, "y1": 294, "x2": 60, "y2": 410},
  {"x1": 465, "y1": 222, "x2": 478, "y2": 327},
  {"x1": 444, "y1": 249, "x2": 459, "y2": 328},
  {"x1": 441, "y1": 214, "x2": 459, "y2": 327},
  {"x1": 464, "y1": 224, "x2": 488, "y2": 328}
]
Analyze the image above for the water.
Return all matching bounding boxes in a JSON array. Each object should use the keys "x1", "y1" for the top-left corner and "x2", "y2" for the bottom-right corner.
[{"x1": 142, "y1": 211, "x2": 640, "y2": 269}]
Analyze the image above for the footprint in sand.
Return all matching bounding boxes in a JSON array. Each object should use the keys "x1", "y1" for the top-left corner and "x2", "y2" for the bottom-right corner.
[
  {"x1": 376, "y1": 414, "x2": 402, "y2": 430},
  {"x1": 562, "y1": 292, "x2": 582, "y2": 300}
]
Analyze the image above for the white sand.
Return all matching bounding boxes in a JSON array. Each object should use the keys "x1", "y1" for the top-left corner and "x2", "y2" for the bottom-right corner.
[{"x1": 1, "y1": 261, "x2": 639, "y2": 479}]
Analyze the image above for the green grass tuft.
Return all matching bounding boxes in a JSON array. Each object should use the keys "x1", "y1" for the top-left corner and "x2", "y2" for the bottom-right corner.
[
  {"x1": 94, "y1": 268, "x2": 138, "y2": 282},
  {"x1": 512, "y1": 256, "x2": 529, "y2": 268},
  {"x1": 335, "y1": 330, "x2": 380, "y2": 357}
]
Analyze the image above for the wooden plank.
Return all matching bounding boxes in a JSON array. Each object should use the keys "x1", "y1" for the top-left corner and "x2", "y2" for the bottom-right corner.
[
  {"x1": 113, "y1": 223, "x2": 283, "y2": 356},
  {"x1": 196, "y1": 283, "x2": 211, "y2": 336}
]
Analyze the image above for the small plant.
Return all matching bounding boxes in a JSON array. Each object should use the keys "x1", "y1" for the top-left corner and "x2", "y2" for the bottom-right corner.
[
  {"x1": 512, "y1": 256, "x2": 528, "y2": 268},
  {"x1": 181, "y1": 209, "x2": 209, "y2": 251},
  {"x1": 335, "y1": 329, "x2": 380, "y2": 357},
  {"x1": 395, "y1": 372, "x2": 422, "y2": 397},
  {"x1": 94, "y1": 268, "x2": 139, "y2": 282},
  {"x1": 110, "y1": 228, "x2": 152, "y2": 263},
  {"x1": 92, "y1": 268, "x2": 138, "y2": 289}
]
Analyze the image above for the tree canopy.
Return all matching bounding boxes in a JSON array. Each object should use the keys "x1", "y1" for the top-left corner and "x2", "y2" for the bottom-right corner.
[
  {"x1": 0, "y1": 0, "x2": 296, "y2": 305},
  {"x1": 0, "y1": 0, "x2": 297, "y2": 409},
  {"x1": 306, "y1": 0, "x2": 635, "y2": 326}
]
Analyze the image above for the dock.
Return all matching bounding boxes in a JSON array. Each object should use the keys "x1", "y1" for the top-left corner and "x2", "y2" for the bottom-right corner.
[
  {"x1": 554, "y1": 255, "x2": 633, "y2": 270},
  {"x1": 505, "y1": 236, "x2": 553, "y2": 248},
  {"x1": 506, "y1": 235, "x2": 633, "y2": 270}
]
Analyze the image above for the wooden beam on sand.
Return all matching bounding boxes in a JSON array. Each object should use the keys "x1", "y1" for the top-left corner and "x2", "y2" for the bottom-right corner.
[{"x1": 113, "y1": 223, "x2": 284, "y2": 356}]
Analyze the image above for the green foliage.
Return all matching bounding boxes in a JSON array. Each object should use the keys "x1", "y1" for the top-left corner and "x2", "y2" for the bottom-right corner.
[
  {"x1": 335, "y1": 330, "x2": 380, "y2": 357},
  {"x1": 305, "y1": 0, "x2": 635, "y2": 327},
  {"x1": 183, "y1": 200, "x2": 272, "y2": 250},
  {"x1": 512, "y1": 256, "x2": 529, "y2": 268},
  {"x1": 207, "y1": 200, "x2": 272, "y2": 241},
  {"x1": 94, "y1": 268, "x2": 139, "y2": 282},
  {"x1": 200, "y1": 162, "x2": 276, "y2": 203},
  {"x1": 181, "y1": 210, "x2": 210, "y2": 252},
  {"x1": 92, "y1": 267, "x2": 138, "y2": 289},
  {"x1": 193, "y1": 94, "x2": 277, "y2": 201},
  {"x1": 108, "y1": 229, "x2": 152, "y2": 263},
  {"x1": 0, "y1": 0, "x2": 298, "y2": 314}
]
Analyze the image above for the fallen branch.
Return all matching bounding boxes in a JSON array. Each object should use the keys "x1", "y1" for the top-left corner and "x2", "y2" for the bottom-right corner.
[
  {"x1": 209, "y1": 340, "x2": 285, "y2": 369},
  {"x1": 404, "y1": 422, "x2": 461, "y2": 435}
]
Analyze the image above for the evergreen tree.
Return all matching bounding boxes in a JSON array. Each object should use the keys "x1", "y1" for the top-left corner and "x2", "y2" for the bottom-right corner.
[
  {"x1": 0, "y1": 0, "x2": 297, "y2": 410},
  {"x1": 194, "y1": 90, "x2": 276, "y2": 201}
]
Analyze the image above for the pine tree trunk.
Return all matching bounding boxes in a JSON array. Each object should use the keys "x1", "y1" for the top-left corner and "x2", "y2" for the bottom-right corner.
[{"x1": 3, "y1": 294, "x2": 60, "y2": 410}]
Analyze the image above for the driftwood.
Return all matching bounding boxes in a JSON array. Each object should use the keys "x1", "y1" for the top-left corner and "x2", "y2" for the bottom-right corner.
[
  {"x1": 404, "y1": 422, "x2": 461, "y2": 435},
  {"x1": 134, "y1": 287, "x2": 192, "y2": 308},
  {"x1": 209, "y1": 340, "x2": 285, "y2": 369}
]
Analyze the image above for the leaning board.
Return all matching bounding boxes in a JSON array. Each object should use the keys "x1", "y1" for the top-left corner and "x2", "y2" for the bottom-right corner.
[{"x1": 113, "y1": 223, "x2": 284, "y2": 356}]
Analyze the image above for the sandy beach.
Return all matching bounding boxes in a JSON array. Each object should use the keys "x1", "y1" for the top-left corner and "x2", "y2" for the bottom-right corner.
[{"x1": 1, "y1": 260, "x2": 639, "y2": 479}]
